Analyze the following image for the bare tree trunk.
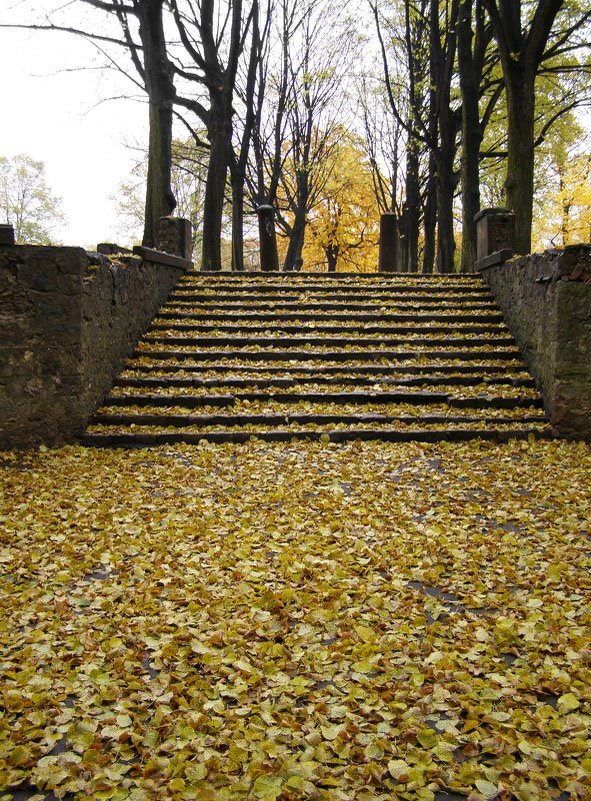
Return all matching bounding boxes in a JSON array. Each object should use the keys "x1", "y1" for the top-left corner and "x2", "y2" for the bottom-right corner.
[
  {"x1": 458, "y1": 0, "x2": 483, "y2": 272},
  {"x1": 284, "y1": 196, "x2": 307, "y2": 271},
  {"x1": 404, "y1": 138, "x2": 421, "y2": 273},
  {"x1": 422, "y1": 153, "x2": 437, "y2": 274},
  {"x1": 504, "y1": 66, "x2": 536, "y2": 255},
  {"x1": 202, "y1": 108, "x2": 233, "y2": 271},
  {"x1": 483, "y1": 0, "x2": 564, "y2": 255},
  {"x1": 231, "y1": 176, "x2": 245, "y2": 271},
  {"x1": 138, "y1": 0, "x2": 176, "y2": 248},
  {"x1": 436, "y1": 145, "x2": 458, "y2": 273}
]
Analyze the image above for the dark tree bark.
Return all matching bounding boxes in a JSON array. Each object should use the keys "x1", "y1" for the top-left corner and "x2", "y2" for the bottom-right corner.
[
  {"x1": 77, "y1": 0, "x2": 178, "y2": 249},
  {"x1": 230, "y1": 0, "x2": 266, "y2": 271},
  {"x1": 136, "y1": 0, "x2": 177, "y2": 248},
  {"x1": 483, "y1": 0, "x2": 565, "y2": 254},
  {"x1": 171, "y1": 0, "x2": 247, "y2": 272},
  {"x1": 429, "y1": 0, "x2": 461, "y2": 274},
  {"x1": 458, "y1": 0, "x2": 484, "y2": 272}
]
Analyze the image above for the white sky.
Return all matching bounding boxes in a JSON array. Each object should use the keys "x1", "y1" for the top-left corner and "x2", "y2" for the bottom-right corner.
[{"x1": 0, "y1": 21, "x2": 147, "y2": 249}]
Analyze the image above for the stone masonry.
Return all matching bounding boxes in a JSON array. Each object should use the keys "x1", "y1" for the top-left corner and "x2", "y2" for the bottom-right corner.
[
  {"x1": 478, "y1": 244, "x2": 591, "y2": 439},
  {"x1": 0, "y1": 231, "x2": 192, "y2": 449}
]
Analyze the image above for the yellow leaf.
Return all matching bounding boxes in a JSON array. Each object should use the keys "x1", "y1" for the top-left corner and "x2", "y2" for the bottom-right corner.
[
  {"x1": 252, "y1": 775, "x2": 282, "y2": 800},
  {"x1": 557, "y1": 692, "x2": 580, "y2": 714},
  {"x1": 388, "y1": 759, "x2": 410, "y2": 781}
]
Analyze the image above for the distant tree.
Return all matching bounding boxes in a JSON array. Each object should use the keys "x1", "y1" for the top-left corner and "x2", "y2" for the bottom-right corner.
[
  {"x1": 532, "y1": 117, "x2": 591, "y2": 249},
  {"x1": 0, "y1": 154, "x2": 64, "y2": 244},
  {"x1": 303, "y1": 135, "x2": 380, "y2": 272}
]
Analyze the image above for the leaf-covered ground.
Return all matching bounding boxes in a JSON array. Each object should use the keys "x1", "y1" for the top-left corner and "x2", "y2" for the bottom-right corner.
[{"x1": 1, "y1": 440, "x2": 590, "y2": 801}]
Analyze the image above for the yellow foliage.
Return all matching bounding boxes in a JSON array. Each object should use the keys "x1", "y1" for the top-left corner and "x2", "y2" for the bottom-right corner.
[
  {"x1": 303, "y1": 138, "x2": 380, "y2": 272},
  {"x1": 533, "y1": 152, "x2": 591, "y2": 249}
]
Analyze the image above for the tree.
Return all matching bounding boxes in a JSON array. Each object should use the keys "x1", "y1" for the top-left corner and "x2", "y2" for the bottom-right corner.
[
  {"x1": 272, "y1": 0, "x2": 354, "y2": 271},
  {"x1": 3, "y1": 0, "x2": 178, "y2": 249},
  {"x1": 531, "y1": 117, "x2": 591, "y2": 249},
  {"x1": 116, "y1": 139, "x2": 209, "y2": 257},
  {"x1": 0, "y1": 154, "x2": 65, "y2": 244},
  {"x1": 482, "y1": 0, "x2": 591, "y2": 254},
  {"x1": 457, "y1": 0, "x2": 498, "y2": 272},
  {"x1": 171, "y1": 0, "x2": 252, "y2": 272},
  {"x1": 303, "y1": 135, "x2": 380, "y2": 272}
]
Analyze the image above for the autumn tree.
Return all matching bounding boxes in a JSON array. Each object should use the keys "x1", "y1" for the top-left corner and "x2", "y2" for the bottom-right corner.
[
  {"x1": 303, "y1": 135, "x2": 380, "y2": 272},
  {"x1": 482, "y1": 0, "x2": 591, "y2": 254},
  {"x1": 271, "y1": 0, "x2": 355, "y2": 271},
  {"x1": 0, "y1": 154, "x2": 65, "y2": 244}
]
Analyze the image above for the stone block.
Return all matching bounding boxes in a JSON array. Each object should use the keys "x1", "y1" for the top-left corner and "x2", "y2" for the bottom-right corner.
[
  {"x1": 157, "y1": 217, "x2": 193, "y2": 260},
  {"x1": 17, "y1": 261, "x2": 59, "y2": 292},
  {"x1": 0, "y1": 224, "x2": 15, "y2": 245},
  {"x1": 475, "y1": 208, "x2": 515, "y2": 261},
  {"x1": 97, "y1": 243, "x2": 133, "y2": 256}
]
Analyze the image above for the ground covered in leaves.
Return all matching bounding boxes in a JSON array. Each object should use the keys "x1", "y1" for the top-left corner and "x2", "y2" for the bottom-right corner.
[{"x1": 0, "y1": 440, "x2": 590, "y2": 801}]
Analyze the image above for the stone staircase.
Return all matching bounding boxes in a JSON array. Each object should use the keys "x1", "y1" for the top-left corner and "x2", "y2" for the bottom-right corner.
[{"x1": 82, "y1": 272, "x2": 551, "y2": 445}]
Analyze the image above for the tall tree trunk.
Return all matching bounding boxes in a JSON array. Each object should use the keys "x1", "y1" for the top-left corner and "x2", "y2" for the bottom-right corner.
[
  {"x1": 422, "y1": 153, "x2": 437, "y2": 274},
  {"x1": 283, "y1": 206, "x2": 306, "y2": 271},
  {"x1": 231, "y1": 174, "x2": 245, "y2": 271},
  {"x1": 436, "y1": 147, "x2": 457, "y2": 273},
  {"x1": 504, "y1": 65, "x2": 536, "y2": 255},
  {"x1": 144, "y1": 102, "x2": 176, "y2": 247},
  {"x1": 283, "y1": 169, "x2": 308, "y2": 271},
  {"x1": 138, "y1": 0, "x2": 176, "y2": 248},
  {"x1": 483, "y1": 0, "x2": 564, "y2": 256},
  {"x1": 436, "y1": 116, "x2": 460, "y2": 273},
  {"x1": 404, "y1": 138, "x2": 421, "y2": 273},
  {"x1": 457, "y1": 0, "x2": 483, "y2": 272},
  {"x1": 202, "y1": 107, "x2": 233, "y2": 272}
]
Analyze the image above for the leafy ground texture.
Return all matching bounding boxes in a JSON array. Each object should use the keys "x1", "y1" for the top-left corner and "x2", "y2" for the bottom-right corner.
[{"x1": 0, "y1": 439, "x2": 590, "y2": 801}]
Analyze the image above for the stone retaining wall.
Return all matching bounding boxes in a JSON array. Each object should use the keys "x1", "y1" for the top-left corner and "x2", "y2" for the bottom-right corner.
[
  {"x1": 478, "y1": 245, "x2": 591, "y2": 439},
  {"x1": 0, "y1": 245, "x2": 191, "y2": 449}
]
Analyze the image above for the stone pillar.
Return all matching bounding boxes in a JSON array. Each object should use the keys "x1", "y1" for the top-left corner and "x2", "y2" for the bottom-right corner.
[
  {"x1": 378, "y1": 213, "x2": 397, "y2": 272},
  {"x1": 157, "y1": 217, "x2": 193, "y2": 260},
  {"x1": 257, "y1": 205, "x2": 279, "y2": 272},
  {"x1": 475, "y1": 208, "x2": 515, "y2": 261},
  {"x1": 0, "y1": 224, "x2": 15, "y2": 246}
]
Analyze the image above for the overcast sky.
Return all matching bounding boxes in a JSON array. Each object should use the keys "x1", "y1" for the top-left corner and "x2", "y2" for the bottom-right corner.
[{"x1": 0, "y1": 18, "x2": 147, "y2": 249}]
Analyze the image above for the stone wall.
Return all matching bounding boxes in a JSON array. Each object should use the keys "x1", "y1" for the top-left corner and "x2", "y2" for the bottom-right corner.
[
  {"x1": 478, "y1": 244, "x2": 591, "y2": 439},
  {"x1": 0, "y1": 244, "x2": 191, "y2": 449}
]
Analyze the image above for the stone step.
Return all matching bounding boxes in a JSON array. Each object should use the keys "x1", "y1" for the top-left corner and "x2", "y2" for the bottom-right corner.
[
  {"x1": 82, "y1": 426, "x2": 551, "y2": 447},
  {"x1": 164, "y1": 300, "x2": 498, "y2": 312},
  {"x1": 102, "y1": 392, "x2": 543, "y2": 410},
  {"x1": 132, "y1": 347, "x2": 522, "y2": 363},
  {"x1": 168, "y1": 290, "x2": 494, "y2": 302},
  {"x1": 122, "y1": 362, "x2": 528, "y2": 377},
  {"x1": 177, "y1": 273, "x2": 484, "y2": 285},
  {"x1": 115, "y1": 374, "x2": 535, "y2": 390},
  {"x1": 142, "y1": 334, "x2": 515, "y2": 349},
  {"x1": 150, "y1": 321, "x2": 506, "y2": 335},
  {"x1": 90, "y1": 409, "x2": 547, "y2": 428},
  {"x1": 155, "y1": 311, "x2": 505, "y2": 323}
]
